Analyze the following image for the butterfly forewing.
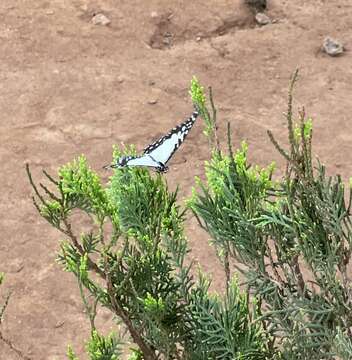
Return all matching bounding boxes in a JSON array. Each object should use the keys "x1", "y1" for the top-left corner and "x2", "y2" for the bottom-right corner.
[{"x1": 143, "y1": 110, "x2": 198, "y2": 165}]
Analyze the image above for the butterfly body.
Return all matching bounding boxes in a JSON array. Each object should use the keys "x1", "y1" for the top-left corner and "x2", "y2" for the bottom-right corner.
[{"x1": 105, "y1": 108, "x2": 199, "y2": 172}]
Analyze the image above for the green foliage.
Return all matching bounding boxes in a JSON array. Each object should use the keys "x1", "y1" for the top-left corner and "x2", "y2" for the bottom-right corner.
[
  {"x1": 189, "y1": 76, "x2": 206, "y2": 110},
  {"x1": 58, "y1": 156, "x2": 110, "y2": 220},
  {"x1": 107, "y1": 157, "x2": 184, "y2": 243},
  {"x1": 127, "y1": 348, "x2": 144, "y2": 360},
  {"x1": 190, "y1": 71, "x2": 352, "y2": 359},
  {"x1": 0, "y1": 273, "x2": 9, "y2": 324},
  {"x1": 0, "y1": 274, "x2": 11, "y2": 329},
  {"x1": 186, "y1": 276, "x2": 274, "y2": 359},
  {"x1": 26, "y1": 155, "x2": 112, "y2": 230},
  {"x1": 334, "y1": 327, "x2": 352, "y2": 359},
  {"x1": 67, "y1": 346, "x2": 80, "y2": 360},
  {"x1": 188, "y1": 141, "x2": 275, "y2": 267},
  {"x1": 27, "y1": 139, "x2": 273, "y2": 358},
  {"x1": 189, "y1": 76, "x2": 220, "y2": 149},
  {"x1": 86, "y1": 331, "x2": 122, "y2": 360},
  {"x1": 67, "y1": 331, "x2": 122, "y2": 360}
]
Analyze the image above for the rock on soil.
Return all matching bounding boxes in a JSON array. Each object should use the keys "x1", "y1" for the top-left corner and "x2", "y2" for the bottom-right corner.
[
  {"x1": 255, "y1": 12, "x2": 271, "y2": 25},
  {"x1": 322, "y1": 36, "x2": 344, "y2": 56},
  {"x1": 92, "y1": 13, "x2": 111, "y2": 26}
]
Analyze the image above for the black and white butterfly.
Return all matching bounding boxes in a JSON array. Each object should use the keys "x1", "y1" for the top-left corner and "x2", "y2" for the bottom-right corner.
[{"x1": 104, "y1": 108, "x2": 199, "y2": 173}]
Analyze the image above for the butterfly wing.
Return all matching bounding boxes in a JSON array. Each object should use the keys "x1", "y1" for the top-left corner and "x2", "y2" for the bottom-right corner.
[
  {"x1": 104, "y1": 154, "x2": 165, "y2": 171},
  {"x1": 124, "y1": 155, "x2": 160, "y2": 168},
  {"x1": 143, "y1": 110, "x2": 199, "y2": 165}
]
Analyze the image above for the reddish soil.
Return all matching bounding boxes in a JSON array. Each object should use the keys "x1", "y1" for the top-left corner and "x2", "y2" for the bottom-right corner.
[{"x1": 1, "y1": 0, "x2": 352, "y2": 358}]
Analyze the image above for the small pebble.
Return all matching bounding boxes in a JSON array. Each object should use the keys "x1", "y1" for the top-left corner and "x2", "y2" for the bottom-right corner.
[
  {"x1": 322, "y1": 36, "x2": 344, "y2": 56},
  {"x1": 148, "y1": 99, "x2": 158, "y2": 105},
  {"x1": 92, "y1": 13, "x2": 111, "y2": 26},
  {"x1": 196, "y1": 36, "x2": 201, "y2": 42},
  {"x1": 162, "y1": 37, "x2": 171, "y2": 45},
  {"x1": 117, "y1": 76, "x2": 124, "y2": 83},
  {"x1": 150, "y1": 11, "x2": 158, "y2": 18},
  {"x1": 255, "y1": 12, "x2": 271, "y2": 25}
]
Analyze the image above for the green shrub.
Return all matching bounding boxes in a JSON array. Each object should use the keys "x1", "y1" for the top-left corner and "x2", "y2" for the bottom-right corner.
[
  {"x1": 27, "y1": 74, "x2": 352, "y2": 359},
  {"x1": 27, "y1": 82, "x2": 273, "y2": 358},
  {"x1": 189, "y1": 71, "x2": 352, "y2": 359}
]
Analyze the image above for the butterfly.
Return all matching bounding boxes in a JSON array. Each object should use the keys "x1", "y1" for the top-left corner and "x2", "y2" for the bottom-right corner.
[{"x1": 104, "y1": 107, "x2": 199, "y2": 173}]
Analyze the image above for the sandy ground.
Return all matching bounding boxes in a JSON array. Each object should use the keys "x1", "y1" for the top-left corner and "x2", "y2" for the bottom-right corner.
[{"x1": 1, "y1": 0, "x2": 352, "y2": 358}]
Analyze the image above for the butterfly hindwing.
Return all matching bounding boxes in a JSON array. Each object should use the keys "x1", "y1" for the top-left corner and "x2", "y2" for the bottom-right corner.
[
  {"x1": 143, "y1": 110, "x2": 198, "y2": 165},
  {"x1": 124, "y1": 155, "x2": 160, "y2": 168}
]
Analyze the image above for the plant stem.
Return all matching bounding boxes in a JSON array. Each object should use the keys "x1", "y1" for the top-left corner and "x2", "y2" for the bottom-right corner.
[
  {"x1": 106, "y1": 272, "x2": 157, "y2": 360},
  {"x1": 62, "y1": 218, "x2": 106, "y2": 279}
]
